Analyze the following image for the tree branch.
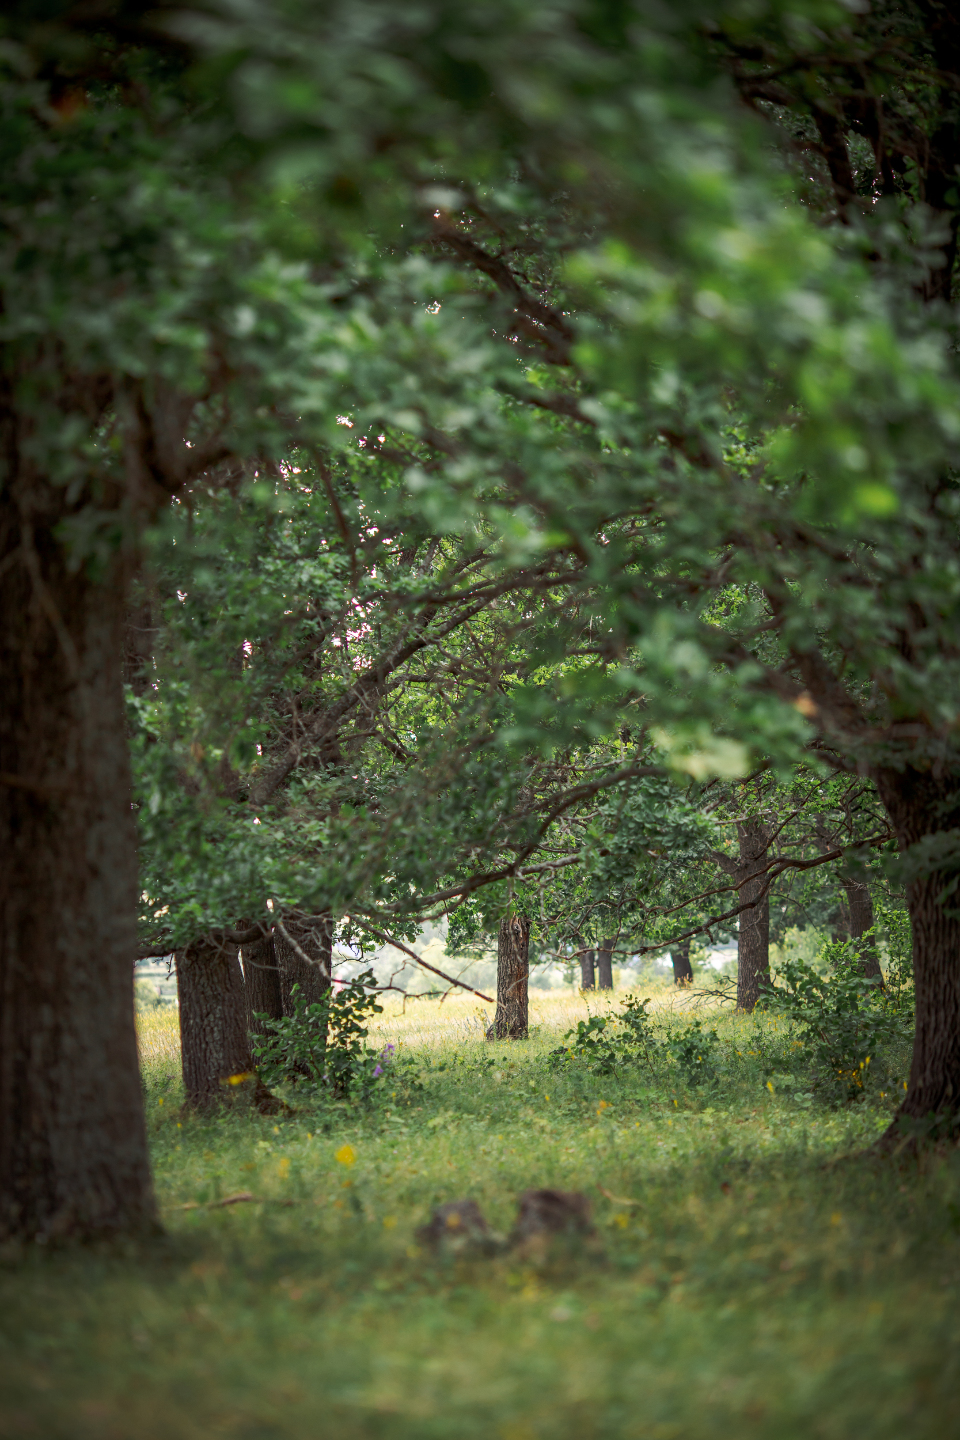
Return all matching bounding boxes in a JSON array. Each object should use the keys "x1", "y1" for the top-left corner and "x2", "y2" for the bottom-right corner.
[{"x1": 355, "y1": 923, "x2": 494, "y2": 1003}]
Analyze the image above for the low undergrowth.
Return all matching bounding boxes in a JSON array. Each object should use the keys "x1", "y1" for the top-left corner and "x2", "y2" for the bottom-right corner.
[{"x1": 1, "y1": 988, "x2": 957, "y2": 1440}]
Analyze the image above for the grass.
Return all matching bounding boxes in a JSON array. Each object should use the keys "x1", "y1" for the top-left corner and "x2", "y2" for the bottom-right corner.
[{"x1": 1, "y1": 984, "x2": 959, "y2": 1439}]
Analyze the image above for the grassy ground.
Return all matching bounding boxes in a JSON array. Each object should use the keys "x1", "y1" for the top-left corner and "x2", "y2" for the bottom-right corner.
[{"x1": 1, "y1": 985, "x2": 959, "y2": 1439}]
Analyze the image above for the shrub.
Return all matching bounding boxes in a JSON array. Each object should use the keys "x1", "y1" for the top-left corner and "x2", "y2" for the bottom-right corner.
[
  {"x1": 773, "y1": 936, "x2": 913, "y2": 1102},
  {"x1": 662, "y1": 1018, "x2": 721, "y2": 1087},
  {"x1": 252, "y1": 970, "x2": 390, "y2": 1100},
  {"x1": 546, "y1": 1014, "x2": 621, "y2": 1076},
  {"x1": 546, "y1": 994, "x2": 659, "y2": 1077}
]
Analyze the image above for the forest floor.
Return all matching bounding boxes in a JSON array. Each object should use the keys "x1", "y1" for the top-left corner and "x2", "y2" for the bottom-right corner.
[{"x1": 2, "y1": 984, "x2": 959, "y2": 1439}]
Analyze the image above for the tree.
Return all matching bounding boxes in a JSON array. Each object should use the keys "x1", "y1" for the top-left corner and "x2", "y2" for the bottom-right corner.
[
  {"x1": 0, "y1": 25, "x2": 202, "y2": 1236},
  {"x1": 492, "y1": 912, "x2": 531, "y2": 1041},
  {"x1": 734, "y1": 821, "x2": 774, "y2": 1013},
  {"x1": 242, "y1": 930, "x2": 283, "y2": 1041},
  {"x1": 176, "y1": 937, "x2": 277, "y2": 1112},
  {"x1": 671, "y1": 943, "x2": 694, "y2": 987},
  {"x1": 596, "y1": 938, "x2": 615, "y2": 992}
]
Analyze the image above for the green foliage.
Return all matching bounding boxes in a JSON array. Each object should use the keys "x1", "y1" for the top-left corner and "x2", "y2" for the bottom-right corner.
[
  {"x1": 617, "y1": 991, "x2": 660, "y2": 1052},
  {"x1": 875, "y1": 900, "x2": 915, "y2": 1005},
  {"x1": 548, "y1": 991, "x2": 725, "y2": 1090},
  {"x1": 774, "y1": 937, "x2": 913, "y2": 1103},
  {"x1": 4, "y1": 1, "x2": 948, "y2": 1029},
  {"x1": 8, "y1": 3, "x2": 960, "y2": 966},
  {"x1": 546, "y1": 992, "x2": 661, "y2": 1075},
  {"x1": 662, "y1": 1017, "x2": 722, "y2": 1088},
  {"x1": 133, "y1": 979, "x2": 165, "y2": 1012},
  {"x1": 547, "y1": 1013, "x2": 621, "y2": 1076},
  {"x1": 252, "y1": 972, "x2": 387, "y2": 1099}
]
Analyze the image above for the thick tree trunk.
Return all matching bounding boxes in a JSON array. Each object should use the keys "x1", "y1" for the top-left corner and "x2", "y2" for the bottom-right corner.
[
  {"x1": 263, "y1": 918, "x2": 332, "y2": 1083},
  {"x1": 0, "y1": 504, "x2": 156, "y2": 1241},
  {"x1": 736, "y1": 819, "x2": 772, "y2": 1013},
  {"x1": 241, "y1": 929, "x2": 283, "y2": 1039},
  {"x1": 273, "y1": 915, "x2": 333, "y2": 1008},
  {"x1": 874, "y1": 768, "x2": 960, "y2": 1143},
  {"x1": 176, "y1": 938, "x2": 279, "y2": 1112},
  {"x1": 274, "y1": 918, "x2": 332, "y2": 1015},
  {"x1": 597, "y1": 937, "x2": 615, "y2": 991},
  {"x1": 840, "y1": 874, "x2": 884, "y2": 985},
  {"x1": 671, "y1": 941, "x2": 694, "y2": 986},
  {"x1": 579, "y1": 946, "x2": 596, "y2": 991},
  {"x1": 493, "y1": 913, "x2": 530, "y2": 1040},
  {"x1": 829, "y1": 897, "x2": 851, "y2": 945}
]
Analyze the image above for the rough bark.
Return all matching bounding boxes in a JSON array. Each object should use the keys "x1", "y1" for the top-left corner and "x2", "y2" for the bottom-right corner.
[
  {"x1": 579, "y1": 946, "x2": 596, "y2": 991},
  {"x1": 0, "y1": 491, "x2": 156, "y2": 1241},
  {"x1": 596, "y1": 937, "x2": 615, "y2": 991},
  {"x1": 840, "y1": 874, "x2": 884, "y2": 985},
  {"x1": 874, "y1": 767, "x2": 960, "y2": 1143},
  {"x1": 492, "y1": 913, "x2": 530, "y2": 1040},
  {"x1": 829, "y1": 896, "x2": 851, "y2": 944},
  {"x1": 274, "y1": 917, "x2": 333, "y2": 1015},
  {"x1": 735, "y1": 820, "x2": 772, "y2": 1013},
  {"x1": 241, "y1": 929, "x2": 283, "y2": 1040},
  {"x1": 671, "y1": 941, "x2": 694, "y2": 987},
  {"x1": 176, "y1": 938, "x2": 279, "y2": 1112}
]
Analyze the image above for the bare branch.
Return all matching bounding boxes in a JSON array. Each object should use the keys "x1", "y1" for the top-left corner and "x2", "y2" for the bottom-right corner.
[{"x1": 356, "y1": 923, "x2": 494, "y2": 1003}]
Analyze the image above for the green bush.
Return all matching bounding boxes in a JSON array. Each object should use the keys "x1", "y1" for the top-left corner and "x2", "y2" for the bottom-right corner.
[
  {"x1": 546, "y1": 992, "x2": 726, "y2": 1090},
  {"x1": 546, "y1": 1013, "x2": 621, "y2": 1076},
  {"x1": 662, "y1": 1018, "x2": 722, "y2": 1088},
  {"x1": 546, "y1": 992, "x2": 661, "y2": 1077},
  {"x1": 252, "y1": 971, "x2": 389, "y2": 1100},
  {"x1": 773, "y1": 936, "x2": 913, "y2": 1103}
]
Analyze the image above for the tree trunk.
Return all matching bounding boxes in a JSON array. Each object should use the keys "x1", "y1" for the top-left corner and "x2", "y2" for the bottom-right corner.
[
  {"x1": 874, "y1": 768, "x2": 960, "y2": 1143},
  {"x1": 736, "y1": 819, "x2": 772, "y2": 1013},
  {"x1": 840, "y1": 874, "x2": 884, "y2": 985},
  {"x1": 493, "y1": 913, "x2": 530, "y2": 1040},
  {"x1": 274, "y1": 918, "x2": 332, "y2": 1015},
  {"x1": 829, "y1": 897, "x2": 851, "y2": 945},
  {"x1": 579, "y1": 946, "x2": 596, "y2": 990},
  {"x1": 0, "y1": 502, "x2": 156, "y2": 1241},
  {"x1": 176, "y1": 938, "x2": 279, "y2": 1112},
  {"x1": 597, "y1": 937, "x2": 615, "y2": 991},
  {"x1": 671, "y1": 941, "x2": 694, "y2": 986},
  {"x1": 241, "y1": 929, "x2": 283, "y2": 1039}
]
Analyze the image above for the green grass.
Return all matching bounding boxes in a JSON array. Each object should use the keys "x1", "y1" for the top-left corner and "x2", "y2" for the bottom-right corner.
[{"x1": 1, "y1": 989, "x2": 958, "y2": 1439}]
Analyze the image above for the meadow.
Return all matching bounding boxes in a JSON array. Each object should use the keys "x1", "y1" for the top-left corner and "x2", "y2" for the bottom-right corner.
[{"x1": 1, "y1": 984, "x2": 958, "y2": 1439}]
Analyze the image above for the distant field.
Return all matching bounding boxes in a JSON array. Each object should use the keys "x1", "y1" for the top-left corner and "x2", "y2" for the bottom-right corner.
[{"x1": 1, "y1": 984, "x2": 956, "y2": 1440}]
